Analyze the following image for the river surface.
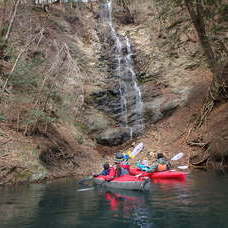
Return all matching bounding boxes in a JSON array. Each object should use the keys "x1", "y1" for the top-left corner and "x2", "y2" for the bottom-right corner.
[{"x1": 1, "y1": 170, "x2": 228, "y2": 228}]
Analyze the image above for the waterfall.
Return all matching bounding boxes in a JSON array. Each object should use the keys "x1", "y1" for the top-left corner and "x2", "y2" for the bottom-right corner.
[{"x1": 101, "y1": 0, "x2": 144, "y2": 137}]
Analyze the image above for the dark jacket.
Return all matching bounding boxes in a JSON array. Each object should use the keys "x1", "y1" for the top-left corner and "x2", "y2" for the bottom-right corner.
[{"x1": 100, "y1": 169, "x2": 110, "y2": 176}]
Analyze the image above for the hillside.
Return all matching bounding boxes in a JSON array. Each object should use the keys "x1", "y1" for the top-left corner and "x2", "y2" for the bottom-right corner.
[{"x1": 0, "y1": 0, "x2": 227, "y2": 184}]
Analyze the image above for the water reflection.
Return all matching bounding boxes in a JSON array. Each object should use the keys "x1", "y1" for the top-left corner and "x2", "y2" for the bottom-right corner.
[
  {"x1": 103, "y1": 189, "x2": 155, "y2": 227},
  {"x1": 0, "y1": 184, "x2": 45, "y2": 226},
  {"x1": 1, "y1": 172, "x2": 228, "y2": 227}
]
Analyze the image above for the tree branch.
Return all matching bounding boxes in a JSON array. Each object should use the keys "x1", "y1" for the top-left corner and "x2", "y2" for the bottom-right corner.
[{"x1": 5, "y1": 0, "x2": 20, "y2": 43}]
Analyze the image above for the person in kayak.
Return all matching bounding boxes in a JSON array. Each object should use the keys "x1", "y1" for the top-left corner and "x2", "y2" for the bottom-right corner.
[
  {"x1": 93, "y1": 162, "x2": 110, "y2": 177},
  {"x1": 113, "y1": 153, "x2": 130, "y2": 176},
  {"x1": 137, "y1": 153, "x2": 171, "y2": 172},
  {"x1": 103, "y1": 153, "x2": 130, "y2": 181},
  {"x1": 115, "y1": 152, "x2": 130, "y2": 169}
]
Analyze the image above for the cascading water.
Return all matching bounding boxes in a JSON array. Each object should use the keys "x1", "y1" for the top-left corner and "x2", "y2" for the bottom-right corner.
[{"x1": 101, "y1": 0, "x2": 144, "y2": 137}]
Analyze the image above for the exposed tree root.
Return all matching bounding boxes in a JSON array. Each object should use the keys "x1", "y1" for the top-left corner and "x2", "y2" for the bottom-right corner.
[
  {"x1": 190, "y1": 154, "x2": 209, "y2": 167},
  {"x1": 34, "y1": 123, "x2": 81, "y2": 170},
  {"x1": 187, "y1": 141, "x2": 208, "y2": 148}
]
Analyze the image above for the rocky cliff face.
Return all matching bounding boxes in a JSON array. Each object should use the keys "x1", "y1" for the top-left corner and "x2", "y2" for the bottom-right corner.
[{"x1": 81, "y1": 0, "x2": 204, "y2": 146}]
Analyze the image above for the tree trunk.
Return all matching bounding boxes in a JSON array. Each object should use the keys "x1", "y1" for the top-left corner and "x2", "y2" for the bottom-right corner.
[
  {"x1": 185, "y1": 0, "x2": 228, "y2": 126},
  {"x1": 0, "y1": 0, "x2": 8, "y2": 58},
  {"x1": 185, "y1": 0, "x2": 216, "y2": 72}
]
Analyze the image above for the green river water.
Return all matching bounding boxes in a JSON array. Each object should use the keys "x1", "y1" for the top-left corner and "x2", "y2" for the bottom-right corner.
[{"x1": 1, "y1": 170, "x2": 228, "y2": 228}]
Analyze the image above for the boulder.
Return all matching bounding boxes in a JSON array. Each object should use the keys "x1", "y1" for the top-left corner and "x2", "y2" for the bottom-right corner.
[
  {"x1": 160, "y1": 99, "x2": 180, "y2": 115},
  {"x1": 96, "y1": 127, "x2": 131, "y2": 146},
  {"x1": 143, "y1": 97, "x2": 180, "y2": 124},
  {"x1": 143, "y1": 97, "x2": 165, "y2": 123}
]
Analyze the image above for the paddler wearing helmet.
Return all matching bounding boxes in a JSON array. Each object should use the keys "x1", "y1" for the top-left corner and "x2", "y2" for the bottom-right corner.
[{"x1": 114, "y1": 152, "x2": 130, "y2": 177}]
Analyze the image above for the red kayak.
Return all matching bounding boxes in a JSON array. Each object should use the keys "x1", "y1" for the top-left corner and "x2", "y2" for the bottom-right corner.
[
  {"x1": 153, "y1": 179, "x2": 186, "y2": 184},
  {"x1": 94, "y1": 174, "x2": 151, "y2": 191},
  {"x1": 150, "y1": 170, "x2": 187, "y2": 180},
  {"x1": 130, "y1": 168, "x2": 187, "y2": 181}
]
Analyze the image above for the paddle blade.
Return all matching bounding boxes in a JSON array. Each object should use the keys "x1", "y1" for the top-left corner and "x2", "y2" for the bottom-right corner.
[
  {"x1": 78, "y1": 176, "x2": 93, "y2": 185},
  {"x1": 130, "y1": 142, "x2": 144, "y2": 158},
  {"x1": 171, "y1": 152, "x2": 184, "y2": 161},
  {"x1": 177, "y1": 165, "x2": 188, "y2": 169},
  {"x1": 77, "y1": 187, "x2": 94, "y2": 192}
]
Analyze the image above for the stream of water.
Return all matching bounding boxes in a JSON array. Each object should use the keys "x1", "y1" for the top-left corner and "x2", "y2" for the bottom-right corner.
[
  {"x1": 1, "y1": 170, "x2": 228, "y2": 228},
  {"x1": 102, "y1": 0, "x2": 144, "y2": 137}
]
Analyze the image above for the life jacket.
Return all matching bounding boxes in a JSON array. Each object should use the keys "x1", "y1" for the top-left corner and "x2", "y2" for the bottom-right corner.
[{"x1": 157, "y1": 163, "x2": 168, "y2": 172}]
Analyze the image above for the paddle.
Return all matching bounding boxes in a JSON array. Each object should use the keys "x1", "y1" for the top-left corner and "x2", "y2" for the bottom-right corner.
[
  {"x1": 78, "y1": 176, "x2": 94, "y2": 185},
  {"x1": 170, "y1": 152, "x2": 184, "y2": 161},
  {"x1": 177, "y1": 165, "x2": 188, "y2": 169},
  {"x1": 128, "y1": 142, "x2": 144, "y2": 158},
  {"x1": 77, "y1": 187, "x2": 95, "y2": 192},
  {"x1": 170, "y1": 153, "x2": 188, "y2": 170}
]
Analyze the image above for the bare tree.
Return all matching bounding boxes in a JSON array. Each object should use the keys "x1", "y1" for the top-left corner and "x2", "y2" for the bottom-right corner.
[{"x1": 184, "y1": 0, "x2": 228, "y2": 126}]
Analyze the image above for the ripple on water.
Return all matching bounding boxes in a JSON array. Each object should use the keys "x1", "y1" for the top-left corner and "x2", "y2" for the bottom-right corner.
[{"x1": 1, "y1": 172, "x2": 228, "y2": 228}]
